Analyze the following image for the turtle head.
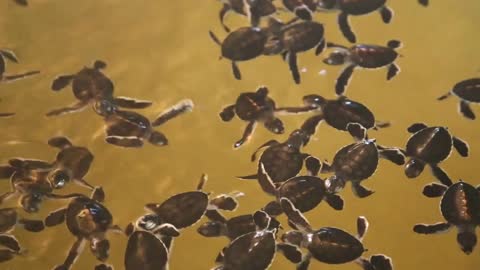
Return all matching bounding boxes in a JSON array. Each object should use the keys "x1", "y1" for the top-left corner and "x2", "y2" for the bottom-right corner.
[
  {"x1": 48, "y1": 169, "x2": 70, "y2": 189},
  {"x1": 149, "y1": 131, "x2": 168, "y2": 146},
  {"x1": 458, "y1": 231, "x2": 477, "y2": 254},
  {"x1": 287, "y1": 129, "x2": 309, "y2": 148},
  {"x1": 325, "y1": 175, "x2": 346, "y2": 193},
  {"x1": 197, "y1": 221, "x2": 224, "y2": 237},
  {"x1": 303, "y1": 95, "x2": 327, "y2": 108},
  {"x1": 264, "y1": 118, "x2": 285, "y2": 134},
  {"x1": 21, "y1": 193, "x2": 43, "y2": 213},
  {"x1": 405, "y1": 159, "x2": 425, "y2": 178},
  {"x1": 94, "y1": 99, "x2": 118, "y2": 117},
  {"x1": 281, "y1": 231, "x2": 304, "y2": 246},
  {"x1": 323, "y1": 50, "x2": 348, "y2": 65},
  {"x1": 317, "y1": 0, "x2": 338, "y2": 10}
]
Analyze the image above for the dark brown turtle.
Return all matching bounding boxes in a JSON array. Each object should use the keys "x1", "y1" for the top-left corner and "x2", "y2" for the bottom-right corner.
[
  {"x1": 280, "y1": 198, "x2": 394, "y2": 270},
  {"x1": 218, "y1": 0, "x2": 276, "y2": 32},
  {"x1": 0, "y1": 49, "x2": 39, "y2": 83},
  {"x1": 403, "y1": 123, "x2": 469, "y2": 186},
  {"x1": 12, "y1": 0, "x2": 28, "y2": 6},
  {"x1": 414, "y1": 180, "x2": 480, "y2": 254},
  {"x1": 47, "y1": 60, "x2": 152, "y2": 117},
  {"x1": 437, "y1": 78, "x2": 480, "y2": 120},
  {"x1": 220, "y1": 86, "x2": 285, "y2": 148},
  {"x1": 102, "y1": 99, "x2": 193, "y2": 148},
  {"x1": 209, "y1": 27, "x2": 268, "y2": 80},
  {"x1": 322, "y1": 123, "x2": 405, "y2": 198},
  {"x1": 264, "y1": 18, "x2": 325, "y2": 84},
  {"x1": 323, "y1": 40, "x2": 402, "y2": 95},
  {"x1": 317, "y1": 0, "x2": 393, "y2": 43},
  {"x1": 281, "y1": 0, "x2": 318, "y2": 20},
  {"x1": 44, "y1": 187, "x2": 122, "y2": 270},
  {"x1": 213, "y1": 210, "x2": 302, "y2": 270},
  {"x1": 418, "y1": 0, "x2": 428, "y2": 6},
  {"x1": 238, "y1": 129, "x2": 321, "y2": 195}
]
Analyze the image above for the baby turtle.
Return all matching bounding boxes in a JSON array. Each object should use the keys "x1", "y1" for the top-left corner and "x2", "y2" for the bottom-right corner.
[
  {"x1": 47, "y1": 60, "x2": 152, "y2": 117},
  {"x1": 414, "y1": 180, "x2": 480, "y2": 254},
  {"x1": 438, "y1": 78, "x2": 480, "y2": 120},
  {"x1": 418, "y1": 0, "x2": 428, "y2": 6},
  {"x1": 44, "y1": 187, "x2": 121, "y2": 270},
  {"x1": 238, "y1": 129, "x2": 321, "y2": 195},
  {"x1": 317, "y1": 0, "x2": 393, "y2": 43},
  {"x1": 281, "y1": 0, "x2": 318, "y2": 20},
  {"x1": 0, "y1": 49, "x2": 39, "y2": 83},
  {"x1": 102, "y1": 99, "x2": 193, "y2": 148},
  {"x1": 12, "y1": 0, "x2": 28, "y2": 6},
  {"x1": 322, "y1": 123, "x2": 405, "y2": 198},
  {"x1": 324, "y1": 40, "x2": 402, "y2": 95},
  {"x1": 280, "y1": 198, "x2": 394, "y2": 270},
  {"x1": 213, "y1": 210, "x2": 303, "y2": 270},
  {"x1": 209, "y1": 27, "x2": 268, "y2": 80},
  {"x1": 218, "y1": 0, "x2": 276, "y2": 32},
  {"x1": 403, "y1": 123, "x2": 469, "y2": 186}
]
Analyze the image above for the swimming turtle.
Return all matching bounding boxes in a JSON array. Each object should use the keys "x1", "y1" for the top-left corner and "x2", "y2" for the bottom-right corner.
[
  {"x1": 322, "y1": 123, "x2": 405, "y2": 198},
  {"x1": 238, "y1": 129, "x2": 321, "y2": 195},
  {"x1": 403, "y1": 123, "x2": 468, "y2": 186},
  {"x1": 102, "y1": 99, "x2": 193, "y2": 148},
  {"x1": 437, "y1": 78, "x2": 480, "y2": 120},
  {"x1": 44, "y1": 187, "x2": 122, "y2": 270},
  {"x1": 0, "y1": 49, "x2": 39, "y2": 83},
  {"x1": 280, "y1": 197, "x2": 394, "y2": 270},
  {"x1": 12, "y1": 0, "x2": 28, "y2": 6},
  {"x1": 418, "y1": 0, "x2": 428, "y2": 6},
  {"x1": 317, "y1": 0, "x2": 393, "y2": 43},
  {"x1": 323, "y1": 40, "x2": 402, "y2": 95},
  {"x1": 47, "y1": 60, "x2": 152, "y2": 117},
  {"x1": 414, "y1": 180, "x2": 480, "y2": 254},
  {"x1": 218, "y1": 0, "x2": 276, "y2": 32}
]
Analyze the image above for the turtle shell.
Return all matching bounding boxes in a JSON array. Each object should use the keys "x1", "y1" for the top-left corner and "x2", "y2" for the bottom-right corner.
[
  {"x1": 277, "y1": 176, "x2": 326, "y2": 213},
  {"x1": 406, "y1": 127, "x2": 452, "y2": 164},
  {"x1": 235, "y1": 93, "x2": 275, "y2": 121},
  {"x1": 149, "y1": 191, "x2": 209, "y2": 229},
  {"x1": 307, "y1": 227, "x2": 364, "y2": 264},
  {"x1": 105, "y1": 110, "x2": 151, "y2": 139},
  {"x1": 350, "y1": 45, "x2": 397, "y2": 68},
  {"x1": 65, "y1": 197, "x2": 113, "y2": 238},
  {"x1": 125, "y1": 231, "x2": 168, "y2": 270},
  {"x1": 281, "y1": 21, "x2": 324, "y2": 53},
  {"x1": 441, "y1": 182, "x2": 480, "y2": 225},
  {"x1": 72, "y1": 67, "x2": 114, "y2": 101},
  {"x1": 259, "y1": 144, "x2": 304, "y2": 184},
  {"x1": 452, "y1": 78, "x2": 480, "y2": 103},
  {"x1": 0, "y1": 208, "x2": 17, "y2": 233},
  {"x1": 339, "y1": 0, "x2": 386, "y2": 15},
  {"x1": 332, "y1": 142, "x2": 379, "y2": 181},
  {"x1": 323, "y1": 98, "x2": 375, "y2": 130},
  {"x1": 222, "y1": 27, "x2": 268, "y2": 61},
  {"x1": 222, "y1": 230, "x2": 276, "y2": 270},
  {"x1": 55, "y1": 146, "x2": 93, "y2": 180}
]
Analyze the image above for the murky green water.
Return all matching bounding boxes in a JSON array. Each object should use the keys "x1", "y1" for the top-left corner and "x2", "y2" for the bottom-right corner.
[{"x1": 1, "y1": 0, "x2": 479, "y2": 269}]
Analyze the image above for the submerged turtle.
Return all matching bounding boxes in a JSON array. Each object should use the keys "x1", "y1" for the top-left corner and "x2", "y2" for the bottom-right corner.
[
  {"x1": 414, "y1": 180, "x2": 480, "y2": 254},
  {"x1": 239, "y1": 129, "x2": 321, "y2": 195},
  {"x1": 438, "y1": 78, "x2": 480, "y2": 120},
  {"x1": 280, "y1": 197, "x2": 394, "y2": 270},
  {"x1": 47, "y1": 60, "x2": 152, "y2": 117},
  {"x1": 403, "y1": 123, "x2": 468, "y2": 186},
  {"x1": 209, "y1": 27, "x2": 268, "y2": 80},
  {"x1": 0, "y1": 49, "x2": 39, "y2": 83},
  {"x1": 220, "y1": 87, "x2": 285, "y2": 148},
  {"x1": 418, "y1": 0, "x2": 428, "y2": 6},
  {"x1": 218, "y1": 0, "x2": 276, "y2": 32},
  {"x1": 44, "y1": 187, "x2": 122, "y2": 270},
  {"x1": 323, "y1": 40, "x2": 402, "y2": 95},
  {"x1": 281, "y1": 0, "x2": 318, "y2": 20},
  {"x1": 102, "y1": 99, "x2": 193, "y2": 148},
  {"x1": 322, "y1": 123, "x2": 405, "y2": 198},
  {"x1": 317, "y1": 0, "x2": 393, "y2": 43},
  {"x1": 12, "y1": 0, "x2": 28, "y2": 6}
]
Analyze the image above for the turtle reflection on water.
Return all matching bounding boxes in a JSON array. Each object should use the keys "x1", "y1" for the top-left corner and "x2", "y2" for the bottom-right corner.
[
  {"x1": 100, "y1": 99, "x2": 194, "y2": 148},
  {"x1": 414, "y1": 180, "x2": 480, "y2": 254},
  {"x1": 218, "y1": 0, "x2": 276, "y2": 32},
  {"x1": 280, "y1": 198, "x2": 394, "y2": 270},
  {"x1": 44, "y1": 187, "x2": 122, "y2": 270},
  {"x1": 47, "y1": 60, "x2": 152, "y2": 117},
  {"x1": 438, "y1": 78, "x2": 480, "y2": 120},
  {"x1": 0, "y1": 49, "x2": 39, "y2": 83}
]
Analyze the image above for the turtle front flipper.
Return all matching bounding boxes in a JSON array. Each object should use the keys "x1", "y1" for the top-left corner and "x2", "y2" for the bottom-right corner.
[
  {"x1": 294, "y1": 5, "x2": 313, "y2": 21},
  {"x1": 357, "y1": 216, "x2": 369, "y2": 240},
  {"x1": 264, "y1": 201, "x2": 283, "y2": 216},
  {"x1": 18, "y1": 218, "x2": 44, "y2": 232},
  {"x1": 304, "y1": 155, "x2": 321, "y2": 176},
  {"x1": 315, "y1": 38, "x2": 326, "y2": 56},
  {"x1": 301, "y1": 115, "x2": 324, "y2": 143},
  {"x1": 386, "y1": 63, "x2": 400, "y2": 80},
  {"x1": 413, "y1": 222, "x2": 451, "y2": 234},
  {"x1": 46, "y1": 101, "x2": 88, "y2": 117},
  {"x1": 0, "y1": 235, "x2": 20, "y2": 253},
  {"x1": 258, "y1": 162, "x2": 277, "y2": 195},
  {"x1": 422, "y1": 182, "x2": 448, "y2": 197},
  {"x1": 378, "y1": 148, "x2": 405, "y2": 165},
  {"x1": 0, "y1": 50, "x2": 18, "y2": 63},
  {"x1": 325, "y1": 194, "x2": 344, "y2": 210},
  {"x1": 459, "y1": 100, "x2": 475, "y2": 120},
  {"x1": 51, "y1": 75, "x2": 74, "y2": 91},
  {"x1": 3, "y1": 71, "x2": 40, "y2": 83},
  {"x1": 338, "y1": 12, "x2": 355, "y2": 43},
  {"x1": 0, "y1": 249, "x2": 17, "y2": 263},
  {"x1": 430, "y1": 165, "x2": 453, "y2": 186},
  {"x1": 219, "y1": 4, "x2": 231, "y2": 32},
  {"x1": 234, "y1": 121, "x2": 257, "y2": 148},
  {"x1": 48, "y1": 136, "x2": 73, "y2": 149},
  {"x1": 113, "y1": 97, "x2": 152, "y2": 109},
  {"x1": 352, "y1": 182, "x2": 374, "y2": 198},
  {"x1": 0, "y1": 112, "x2": 15, "y2": 118},
  {"x1": 277, "y1": 243, "x2": 303, "y2": 264},
  {"x1": 105, "y1": 136, "x2": 144, "y2": 148},
  {"x1": 45, "y1": 207, "x2": 68, "y2": 227},
  {"x1": 54, "y1": 237, "x2": 85, "y2": 270},
  {"x1": 287, "y1": 52, "x2": 300, "y2": 84},
  {"x1": 407, "y1": 123, "x2": 427, "y2": 133},
  {"x1": 297, "y1": 253, "x2": 312, "y2": 270},
  {"x1": 151, "y1": 99, "x2": 194, "y2": 126},
  {"x1": 336, "y1": 65, "x2": 355, "y2": 96},
  {"x1": 280, "y1": 198, "x2": 312, "y2": 232},
  {"x1": 452, "y1": 136, "x2": 469, "y2": 157},
  {"x1": 9, "y1": 158, "x2": 52, "y2": 170},
  {"x1": 379, "y1": 6, "x2": 393, "y2": 24}
]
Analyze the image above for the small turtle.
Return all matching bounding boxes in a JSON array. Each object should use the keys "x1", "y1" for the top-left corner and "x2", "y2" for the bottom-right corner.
[
  {"x1": 102, "y1": 99, "x2": 193, "y2": 148},
  {"x1": 238, "y1": 129, "x2": 321, "y2": 195},
  {"x1": 220, "y1": 87, "x2": 285, "y2": 148},
  {"x1": 414, "y1": 180, "x2": 480, "y2": 254},
  {"x1": 323, "y1": 40, "x2": 402, "y2": 95},
  {"x1": 438, "y1": 78, "x2": 480, "y2": 120},
  {"x1": 47, "y1": 60, "x2": 152, "y2": 117},
  {"x1": 322, "y1": 123, "x2": 405, "y2": 198},
  {"x1": 264, "y1": 18, "x2": 325, "y2": 84},
  {"x1": 12, "y1": 0, "x2": 28, "y2": 6},
  {"x1": 418, "y1": 0, "x2": 428, "y2": 6},
  {"x1": 209, "y1": 27, "x2": 268, "y2": 80},
  {"x1": 281, "y1": 0, "x2": 318, "y2": 20},
  {"x1": 0, "y1": 49, "x2": 39, "y2": 83},
  {"x1": 218, "y1": 0, "x2": 276, "y2": 32},
  {"x1": 44, "y1": 187, "x2": 122, "y2": 270},
  {"x1": 317, "y1": 0, "x2": 393, "y2": 43},
  {"x1": 280, "y1": 198, "x2": 394, "y2": 270},
  {"x1": 403, "y1": 123, "x2": 469, "y2": 186},
  {"x1": 213, "y1": 210, "x2": 303, "y2": 270},
  {"x1": 257, "y1": 162, "x2": 344, "y2": 215}
]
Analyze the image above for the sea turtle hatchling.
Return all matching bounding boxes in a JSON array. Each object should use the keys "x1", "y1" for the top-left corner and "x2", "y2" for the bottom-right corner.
[
  {"x1": 218, "y1": 0, "x2": 276, "y2": 32},
  {"x1": 323, "y1": 40, "x2": 402, "y2": 95},
  {"x1": 47, "y1": 60, "x2": 152, "y2": 117},
  {"x1": 414, "y1": 180, "x2": 480, "y2": 254},
  {"x1": 403, "y1": 123, "x2": 469, "y2": 186},
  {"x1": 316, "y1": 0, "x2": 394, "y2": 43},
  {"x1": 0, "y1": 49, "x2": 39, "y2": 83},
  {"x1": 437, "y1": 78, "x2": 480, "y2": 120},
  {"x1": 280, "y1": 197, "x2": 394, "y2": 270},
  {"x1": 418, "y1": 0, "x2": 428, "y2": 6}
]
